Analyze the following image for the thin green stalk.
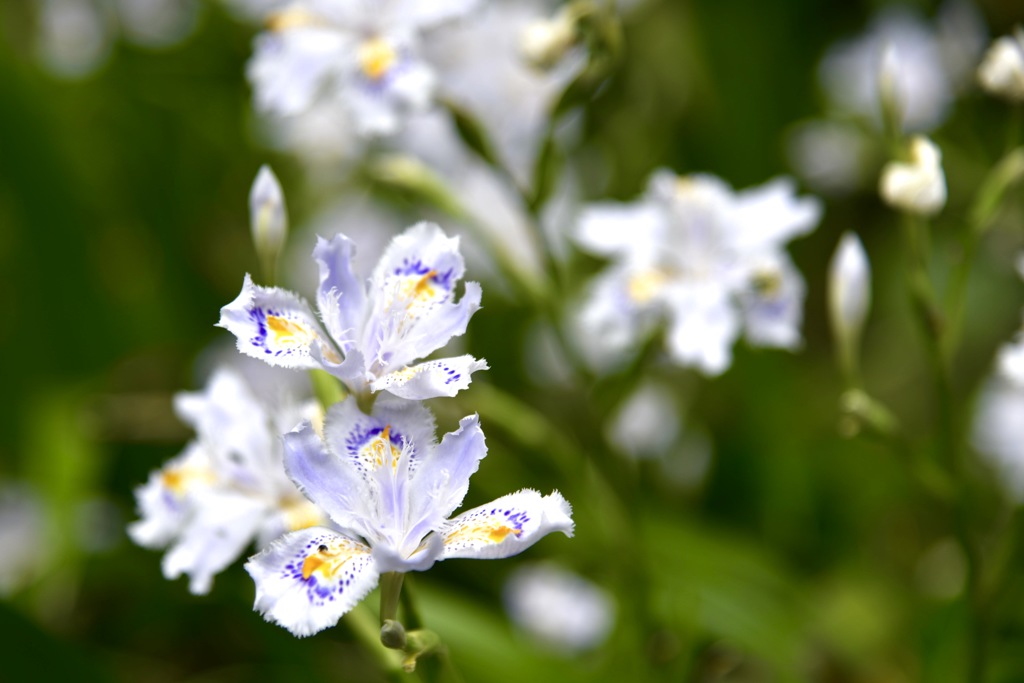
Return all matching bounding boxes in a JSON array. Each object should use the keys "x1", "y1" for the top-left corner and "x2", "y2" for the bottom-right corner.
[{"x1": 380, "y1": 572, "x2": 405, "y2": 625}]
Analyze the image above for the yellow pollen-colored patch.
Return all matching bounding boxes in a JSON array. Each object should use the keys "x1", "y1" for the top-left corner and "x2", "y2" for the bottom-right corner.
[
  {"x1": 412, "y1": 270, "x2": 438, "y2": 299},
  {"x1": 160, "y1": 465, "x2": 214, "y2": 496},
  {"x1": 301, "y1": 543, "x2": 363, "y2": 580},
  {"x1": 267, "y1": 315, "x2": 314, "y2": 347},
  {"x1": 628, "y1": 269, "x2": 667, "y2": 304},
  {"x1": 488, "y1": 525, "x2": 519, "y2": 543},
  {"x1": 358, "y1": 37, "x2": 398, "y2": 81},
  {"x1": 301, "y1": 553, "x2": 331, "y2": 580},
  {"x1": 283, "y1": 500, "x2": 325, "y2": 532},
  {"x1": 161, "y1": 469, "x2": 184, "y2": 493},
  {"x1": 266, "y1": 7, "x2": 319, "y2": 32},
  {"x1": 447, "y1": 523, "x2": 522, "y2": 546},
  {"x1": 362, "y1": 424, "x2": 402, "y2": 471}
]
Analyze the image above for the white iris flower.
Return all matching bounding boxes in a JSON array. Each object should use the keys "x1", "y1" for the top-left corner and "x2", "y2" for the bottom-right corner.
[
  {"x1": 219, "y1": 222, "x2": 487, "y2": 401},
  {"x1": 247, "y1": 397, "x2": 573, "y2": 637},
  {"x1": 128, "y1": 367, "x2": 326, "y2": 594},
  {"x1": 574, "y1": 170, "x2": 821, "y2": 375},
  {"x1": 247, "y1": 0, "x2": 479, "y2": 136}
]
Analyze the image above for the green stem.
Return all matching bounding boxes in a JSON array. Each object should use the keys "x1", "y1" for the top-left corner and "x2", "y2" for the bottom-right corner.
[{"x1": 380, "y1": 572, "x2": 405, "y2": 626}]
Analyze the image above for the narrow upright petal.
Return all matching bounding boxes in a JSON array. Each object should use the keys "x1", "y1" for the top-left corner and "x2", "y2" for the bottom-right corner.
[
  {"x1": 407, "y1": 414, "x2": 487, "y2": 534},
  {"x1": 314, "y1": 234, "x2": 365, "y2": 348},
  {"x1": 218, "y1": 274, "x2": 334, "y2": 369},
  {"x1": 442, "y1": 489, "x2": 574, "y2": 560},
  {"x1": 246, "y1": 527, "x2": 379, "y2": 637},
  {"x1": 283, "y1": 419, "x2": 373, "y2": 535}
]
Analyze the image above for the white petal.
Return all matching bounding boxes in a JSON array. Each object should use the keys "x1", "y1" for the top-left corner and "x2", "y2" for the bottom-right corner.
[
  {"x1": 575, "y1": 201, "x2": 664, "y2": 257},
  {"x1": 407, "y1": 414, "x2": 487, "y2": 537},
  {"x1": 371, "y1": 355, "x2": 488, "y2": 399},
  {"x1": 283, "y1": 418, "x2": 372, "y2": 534},
  {"x1": 314, "y1": 234, "x2": 366, "y2": 349},
  {"x1": 664, "y1": 284, "x2": 741, "y2": 376},
  {"x1": 162, "y1": 490, "x2": 268, "y2": 595},
  {"x1": 740, "y1": 255, "x2": 806, "y2": 350},
  {"x1": 441, "y1": 489, "x2": 573, "y2": 561},
  {"x1": 732, "y1": 177, "x2": 822, "y2": 253},
  {"x1": 127, "y1": 444, "x2": 213, "y2": 549},
  {"x1": 218, "y1": 274, "x2": 333, "y2": 370},
  {"x1": 246, "y1": 527, "x2": 379, "y2": 637}
]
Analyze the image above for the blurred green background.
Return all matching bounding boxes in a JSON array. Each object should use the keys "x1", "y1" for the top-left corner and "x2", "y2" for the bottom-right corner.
[{"x1": 3, "y1": 0, "x2": 1024, "y2": 681}]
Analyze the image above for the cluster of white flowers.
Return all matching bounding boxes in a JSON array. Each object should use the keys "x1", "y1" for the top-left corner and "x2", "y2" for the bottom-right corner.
[
  {"x1": 116, "y1": 0, "x2": 1024, "y2": 658},
  {"x1": 133, "y1": 167, "x2": 574, "y2": 637}
]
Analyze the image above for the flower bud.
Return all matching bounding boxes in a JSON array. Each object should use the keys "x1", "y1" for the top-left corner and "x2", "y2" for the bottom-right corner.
[
  {"x1": 879, "y1": 135, "x2": 947, "y2": 216},
  {"x1": 829, "y1": 233, "x2": 871, "y2": 377},
  {"x1": 520, "y1": 10, "x2": 576, "y2": 69},
  {"x1": 977, "y1": 29, "x2": 1024, "y2": 103},
  {"x1": 249, "y1": 165, "x2": 288, "y2": 272}
]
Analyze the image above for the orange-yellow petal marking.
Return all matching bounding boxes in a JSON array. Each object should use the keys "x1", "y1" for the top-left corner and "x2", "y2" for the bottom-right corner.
[
  {"x1": 358, "y1": 37, "x2": 398, "y2": 81},
  {"x1": 301, "y1": 541, "x2": 364, "y2": 580},
  {"x1": 160, "y1": 465, "x2": 215, "y2": 496},
  {"x1": 446, "y1": 522, "x2": 522, "y2": 546},
  {"x1": 266, "y1": 315, "x2": 317, "y2": 348},
  {"x1": 359, "y1": 425, "x2": 403, "y2": 472}
]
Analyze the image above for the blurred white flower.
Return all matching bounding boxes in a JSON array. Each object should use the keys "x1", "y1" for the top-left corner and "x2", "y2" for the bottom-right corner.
[
  {"x1": 606, "y1": 381, "x2": 681, "y2": 459},
  {"x1": 818, "y1": 4, "x2": 984, "y2": 133},
  {"x1": 828, "y1": 232, "x2": 871, "y2": 367},
  {"x1": 35, "y1": 0, "x2": 112, "y2": 79},
  {"x1": 973, "y1": 335, "x2": 1024, "y2": 502},
  {"x1": 395, "y1": 112, "x2": 549, "y2": 286},
  {"x1": 129, "y1": 367, "x2": 326, "y2": 594},
  {"x1": 0, "y1": 485, "x2": 51, "y2": 596},
  {"x1": 504, "y1": 563, "x2": 614, "y2": 655},
  {"x1": 574, "y1": 170, "x2": 821, "y2": 375},
  {"x1": 879, "y1": 135, "x2": 947, "y2": 216},
  {"x1": 977, "y1": 28, "x2": 1024, "y2": 102},
  {"x1": 424, "y1": 0, "x2": 585, "y2": 189},
  {"x1": 247, "y1": 0, "x2": 479, "y2": 137},
  {"x1": 35, "y1": 0, "x2": 199, "y2": 79},
  {"x1": 113, "y1": 0, "x2": 199, "y2": 48},
  {"x1": 520, "y1": 7, "x2": 577, "y2": 70},
  {"x1": 786, "y1": 120, "x2": 876, "y2": 196}
]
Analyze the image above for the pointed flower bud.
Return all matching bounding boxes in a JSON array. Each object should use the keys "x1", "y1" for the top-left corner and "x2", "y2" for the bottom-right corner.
[
  {"x1": 249, "y1": 165, "x2": 288, "y2": 266},
  {"x1": 977, "y1": 28, "x2": 1024, "y2": 103},
  {"x1": 879, "y1": 135, "x2": 947, "y2": 216},
  {"x1": 829, "y1": 233, "x2": 871, "y2": 380},
  {"x1": 520, "y1": 9, "x2": 577, "y2": 70}
]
